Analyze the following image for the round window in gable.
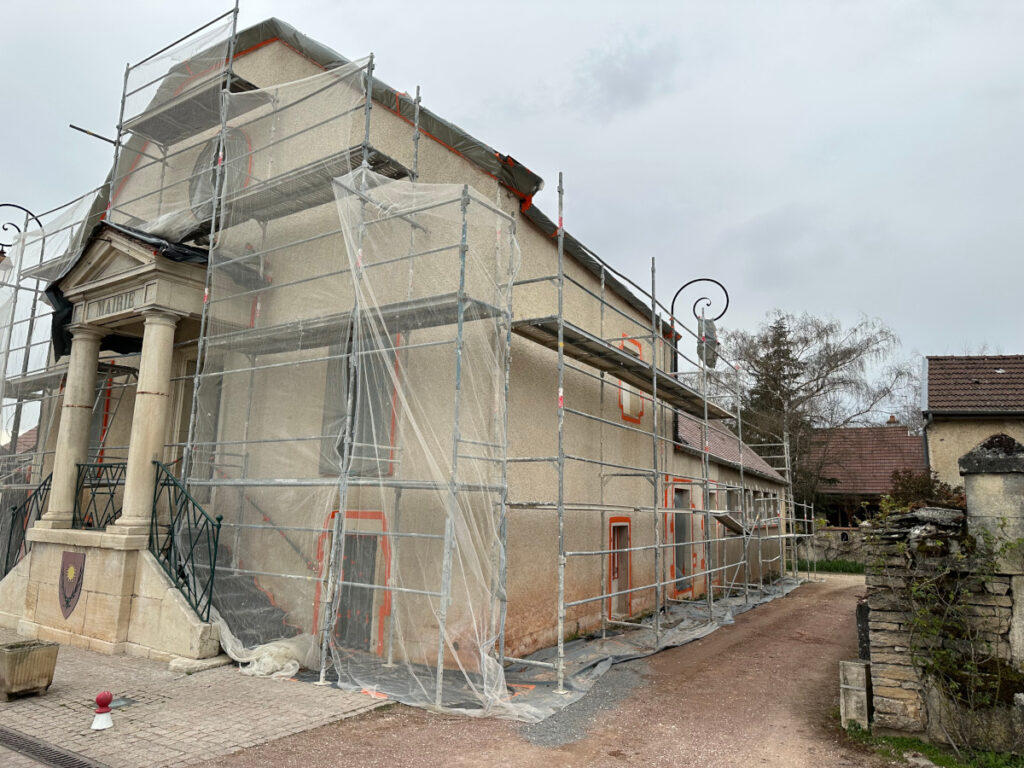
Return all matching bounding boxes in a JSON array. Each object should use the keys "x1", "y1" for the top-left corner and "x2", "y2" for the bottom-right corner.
[{"x1": 189, "y1": 128, "x2": 252, "y2": 225}]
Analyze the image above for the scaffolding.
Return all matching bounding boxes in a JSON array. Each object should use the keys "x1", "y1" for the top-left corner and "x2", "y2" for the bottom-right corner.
[
  {"x1": 503, "y1": 178, "x2": 818, "y2": 693},
  {"x1": 0, "y1": 10, "x2": 820, "y2": 719},
  {"x1": 0, "y1": 189, "x2": 142, "y2": 568}
]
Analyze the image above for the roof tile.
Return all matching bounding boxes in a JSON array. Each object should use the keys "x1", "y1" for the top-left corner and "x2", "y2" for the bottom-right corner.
[
  {"x1": 926, "y1": 355, "x2": 1024, "y2": 413},
  {"x1": 809, "y1": 425, "x2": 927, "y2": 495}
]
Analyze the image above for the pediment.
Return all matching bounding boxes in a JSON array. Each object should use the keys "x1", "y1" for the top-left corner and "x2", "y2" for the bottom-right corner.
[{"x1": 58, "y1": 230, "x2": 158, "y2": 297}]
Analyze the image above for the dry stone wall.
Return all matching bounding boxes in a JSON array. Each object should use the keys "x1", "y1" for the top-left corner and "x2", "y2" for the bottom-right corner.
[{"x1": 863, "y1": 434, "x2": 1024, "y2": 750}]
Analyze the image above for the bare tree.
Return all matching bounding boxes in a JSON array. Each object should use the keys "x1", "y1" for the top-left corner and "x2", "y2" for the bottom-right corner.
[{"x1": 724, "y1": 311, "x2": 917, "y2": 502}]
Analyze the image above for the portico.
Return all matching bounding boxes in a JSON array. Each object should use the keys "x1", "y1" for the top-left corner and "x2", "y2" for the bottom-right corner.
[{"x1": 2, "y1": 222, "x2": 221, "y2": 660}]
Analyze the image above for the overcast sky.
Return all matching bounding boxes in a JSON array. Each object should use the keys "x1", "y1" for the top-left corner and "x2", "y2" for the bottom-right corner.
[{"x1": 3, "y1": 1, "x2": 1022, "y2": 362}]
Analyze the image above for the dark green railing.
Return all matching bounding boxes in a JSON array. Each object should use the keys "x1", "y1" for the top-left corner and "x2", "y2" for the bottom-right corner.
[
  {"x1": 151, "y1": 460, "x2": 222, "y2": 621},
  {"x1": 3, "y1": 473, "x2": 51, "y2": 578},
  {"x1": 73, "y1": 462, "x2": 127, "y2": 529}
]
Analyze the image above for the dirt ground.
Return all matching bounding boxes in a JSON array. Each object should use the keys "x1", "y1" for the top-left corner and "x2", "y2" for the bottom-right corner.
[{"x1": 193, "y1": 574, "x2": 894, "y2": 768}]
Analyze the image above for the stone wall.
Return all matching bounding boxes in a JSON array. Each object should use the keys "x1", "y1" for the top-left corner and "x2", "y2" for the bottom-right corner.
[
  {"x1": 798, "y1": 527, "x2": 867, "y2": 564},
  {"x1": 863, "y1": 434, "x2": 1024, "y2": 750}
]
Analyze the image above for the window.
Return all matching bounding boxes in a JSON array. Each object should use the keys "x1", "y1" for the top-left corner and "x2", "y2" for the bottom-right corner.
[
  {"x1": 320, "y1": 332, "x2": 397, "y2": 478},
  {"x1": 618, "y1": 335, "x2": 644, "y2": 424},
  {"x1": 673, "y1": 488, "x2": 690, "y2": 591}
]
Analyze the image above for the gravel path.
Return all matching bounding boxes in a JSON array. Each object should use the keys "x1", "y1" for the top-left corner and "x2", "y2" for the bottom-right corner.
[{"x1": 191, "y1": 574, "x2": 894, "y2": 768}]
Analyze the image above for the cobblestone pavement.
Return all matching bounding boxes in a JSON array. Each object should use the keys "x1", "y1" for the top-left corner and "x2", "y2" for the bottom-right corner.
[
  {"x1": 0, "y1": 744, "x2": 44, "y2": 767},
  {"x1": 0, "y1": 628, "x2": 385, "y2": 767}
]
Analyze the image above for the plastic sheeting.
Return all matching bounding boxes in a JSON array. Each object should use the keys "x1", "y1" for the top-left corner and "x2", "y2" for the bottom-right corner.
[{"x1": 183, "y1": 58, "x2": 522, "y2": 716}]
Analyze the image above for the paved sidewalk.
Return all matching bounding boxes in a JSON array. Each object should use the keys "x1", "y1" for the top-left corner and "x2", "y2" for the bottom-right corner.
[
  {"x1": 0, "y1": 628, "x2": 386, "y2": 767},
  {"x1": 0, "y1": 744, "x2": 44, "y2": 767}
]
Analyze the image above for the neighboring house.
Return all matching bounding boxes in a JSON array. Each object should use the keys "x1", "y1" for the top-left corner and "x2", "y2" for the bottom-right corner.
[
  {"x1": 808, "y1": 419, "x2": 927, "y2": 526},
  {"x1": 923, "y1": 356, "x2": 1024, "y2": 487},
  {"x1": 0, "y1": 16, "x2": 790, "y2": 714}
]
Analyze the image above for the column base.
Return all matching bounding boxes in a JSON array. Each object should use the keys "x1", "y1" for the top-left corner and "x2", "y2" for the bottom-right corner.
[
  {"x1": 31, "y1": 517, "x2": 73, "y2": 531},
  {"x1": 27, "y1": 527, "x2": 148, "y2": 551},
  {"x1": 109, "y1": 521, "x2": 152, "y2": 542}
]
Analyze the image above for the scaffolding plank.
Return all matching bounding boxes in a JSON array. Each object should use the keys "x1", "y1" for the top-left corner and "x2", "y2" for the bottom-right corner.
[
  {"x1": 512, "y1": 317, "x2": 730, "y2": 419},
  {"x1": 122, "y1": 73, "x2": 269, "y2": 146},
  {"x1": 712, "y1": 511, "x2": 746, "y2": 535},
  {"x1": 223, "y1": 146, "x2": 410, "y2": 224},
  {"x1": 205, "y1": 293, "x2": 504, "y2": 355},
  {"x1": 4, "y1": 361, "x2": 138, "y2": 398}
]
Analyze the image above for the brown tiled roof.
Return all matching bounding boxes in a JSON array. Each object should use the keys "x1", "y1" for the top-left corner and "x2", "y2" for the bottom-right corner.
[
  {"x1": 0, "y1": 426, "x2": 38, "y2": 454},
  {"x1": 809, "y1": 425, "x2": 926, "y2": 495},
  {"x1": 676, "y1": 414, "x2": 785, "y2": 483},
  {"x1": 926, "y1": 355, "x2": 1024, "y2": 414}
]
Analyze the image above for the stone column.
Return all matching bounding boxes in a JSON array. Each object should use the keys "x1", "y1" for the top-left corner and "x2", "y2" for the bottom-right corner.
[
  {"x1": 958, "y1": 433, "x2": 1024, "y2": 667},
  {"x1": 36, "y1": 324, "x2": 105, "y2": 529},
  {"x1": 959, "y1": 433, "x2": 1024, "y2": 575},
  {"x1": 111, "y1": 310, "x2": 179, "y2": 543}
]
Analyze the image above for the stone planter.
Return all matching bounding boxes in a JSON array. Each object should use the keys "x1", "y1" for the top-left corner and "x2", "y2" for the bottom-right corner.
[{"x1": 0, "y1": 640, "x2": 59, "y2": 700}]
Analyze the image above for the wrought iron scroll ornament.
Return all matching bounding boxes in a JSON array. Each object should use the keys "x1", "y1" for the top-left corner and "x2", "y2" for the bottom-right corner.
[
  {"x1": 670, "y1": 278, "x2": 729, "y2": 370},
  {"x1": 670, "y1": 277, "x2": 730, "y2": 324},
  {"x1": 0, "y1": 204, "x2": 42, "y2": 261}
]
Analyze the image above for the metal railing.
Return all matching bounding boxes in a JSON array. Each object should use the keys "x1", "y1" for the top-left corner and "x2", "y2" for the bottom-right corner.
[
  {"x1": 151, "y1": 460, "x2": 222, "y2": 621},
  {"x1": 2, "y1": 473, "x2": 51, "y2": 578},
  {"x1": 73, "y1": 462, "x2": 127, "y2": 529}
]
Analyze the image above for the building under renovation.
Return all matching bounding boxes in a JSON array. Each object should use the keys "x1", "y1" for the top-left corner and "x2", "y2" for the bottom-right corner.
[{"x1": 0, "y1": 11, "x2": 810, "y2": 718}]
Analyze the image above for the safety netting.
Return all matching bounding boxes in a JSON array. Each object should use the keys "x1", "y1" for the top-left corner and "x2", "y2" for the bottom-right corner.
[
  {"x1": 182, "y1": 58, "x2": 522, "y2": 715},
  {"x1": 0, "y1": 193, "x2": 107, "y2": 518}
]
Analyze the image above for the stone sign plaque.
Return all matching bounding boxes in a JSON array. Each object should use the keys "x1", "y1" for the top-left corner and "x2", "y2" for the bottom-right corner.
[{"x1": 85, "y1": 287, "x2": 145, "y2": 322}]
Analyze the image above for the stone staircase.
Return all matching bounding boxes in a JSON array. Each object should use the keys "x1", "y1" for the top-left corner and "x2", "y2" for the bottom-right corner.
[{"x1": 211, "y1": 546, "x2": 302, "y2": 648}]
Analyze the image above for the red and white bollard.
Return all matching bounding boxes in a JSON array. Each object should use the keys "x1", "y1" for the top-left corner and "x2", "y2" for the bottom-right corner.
[{"x1": 91, "y1": 691, "x2": 113, "y2": 731}]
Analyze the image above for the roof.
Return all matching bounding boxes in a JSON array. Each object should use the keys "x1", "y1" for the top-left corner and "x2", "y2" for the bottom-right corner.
[
  {"x1": 1, "y1": 426, "x2": 38, "y2": 455},
  {"x1": 809, "y1": 425, "x2": 927, "y2": 496},
  {"x1": 675, "y1": 414, "x2": 786, "y2": 484},
  {"x1": 924, "y1": 355, "x2": 1024, "y2": 415}
]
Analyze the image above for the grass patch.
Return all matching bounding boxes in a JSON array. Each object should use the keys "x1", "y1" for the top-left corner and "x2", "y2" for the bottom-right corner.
[
  {"x1": 845, "y1": 725, "x2": 1024, "y2": 767},
  {"x1": 797, "y1": 558, "x2": 865, "y2": 574}
]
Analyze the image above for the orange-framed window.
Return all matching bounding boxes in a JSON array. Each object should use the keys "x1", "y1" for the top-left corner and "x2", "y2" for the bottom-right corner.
[
  {"x1": 617, "y1": 335, "x2": 644, "y2": 424},
  {"x1": 607, "y1": 516, "x2": 632, "y2": 616}
]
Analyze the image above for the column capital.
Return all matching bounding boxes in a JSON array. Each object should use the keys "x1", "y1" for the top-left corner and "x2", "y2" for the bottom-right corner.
[
  {"x1": 140, "y1": 308, "x2": 184, "y2": 328},
  {"x1": 67, "y1": 323, "x2": 106, "y2": 343}
]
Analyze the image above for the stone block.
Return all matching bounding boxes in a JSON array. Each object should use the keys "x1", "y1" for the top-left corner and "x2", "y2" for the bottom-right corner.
[
  {"x1": 870, "y1": 630, "x2": 912, "y2": 649},
  {"x1": 27, "y1": 544, "x2": 60, "y2": 587},
  {"x1": 31, "y1": 578, "x2": 86, "y2": 634},
  {"x1": 971, "y1": 615, "x2": 1011, "y2": 634},
  {"x1": 869, "y1": 621, "x2": 902, "y2": 632},
  {"x1": 81, "y1": 548, "x2": 137, "y2": 597},
  {"x1": 82, "y1": 591, "x2": 132, "y2": 643},
  {"x1": 87, "y1": 637, "x2": 127, "y2": 655},
  {"x1": 873, "y1": 685, "x2": 923, "y2": 701},
  {"x1": 874, "y1": 711, "x2": 926, "y2": 732},
  {"x1": 34, "y1": 624, "x2": 90, "y2": 650},
  {"x1": 966, "y1": 593, "x2": 1012, "y2": 608},
  {"x1": 126, "y1": 595, "x2": 162, "y2": 650},
  {"x1": 872, "y1": 663, "x2": 920, "y2": 683},
  {"x1": 0, "y1": 555, "x2": 30, "y2": 627},
  {"x1": 873, "y1": 691, "x2": 926, "y2": 726},
  {"x1": 986, "y1": 578, "x2": 1011, "y2": 595},
  {"x1": 134, "y1": 556, "x2": 173, "y2": 600},
  {"x1": 870, "y1": 610, "x2": 910, "y2": 624},
  {"x1": 123, "y1": 642, "x2": 151, "y2": 660},
  {"x1": 840, "y1": 660, "x2": 871, "y2": 731},
  {"x1": 870, "y1": 651, "x2": 913, "y2": 665}
]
